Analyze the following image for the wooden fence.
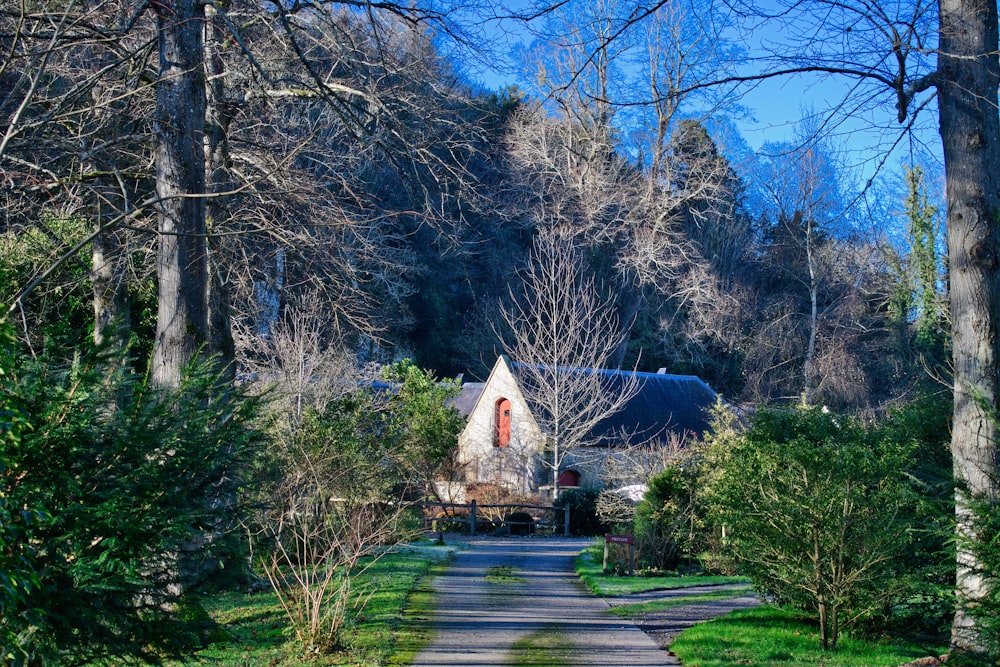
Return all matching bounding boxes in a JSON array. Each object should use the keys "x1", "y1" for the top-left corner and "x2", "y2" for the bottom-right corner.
[{"x1": 421, "y1": 500, "x2": 570, "y2": 537}]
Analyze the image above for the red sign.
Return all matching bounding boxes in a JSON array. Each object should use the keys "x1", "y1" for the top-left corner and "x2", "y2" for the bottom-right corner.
[{"x1": 605, "y1": 534, "x2": 634, "y2": 545}]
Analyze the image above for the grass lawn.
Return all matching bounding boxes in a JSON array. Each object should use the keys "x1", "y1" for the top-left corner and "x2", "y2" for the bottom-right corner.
[
  {"x1": 574, "y1": 543, "x2": 947, "y2": 666},
  {"x1": 165, "y1": 541, "x2": 456, "y2": 667},
  {"x1": 574, "y1": 543, "x2": 748, "y2": 597},
  {"x1": 670, "y1": 606, "x2": 948, "y2": 667}
]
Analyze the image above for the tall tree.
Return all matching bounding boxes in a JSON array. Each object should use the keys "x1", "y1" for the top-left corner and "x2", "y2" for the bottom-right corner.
[
  {"x1": 149, "y1": 0, "x2": 210, "y2": 388},
  {"x1": 500, "y1": 232, "x2": 638, "y2": 495},
  {"x1": 1, "y1": 0, "x2": 512, "y2": 377},
  {"x1": 756, "y1": 142, "x2": 845, "y2": 403}
]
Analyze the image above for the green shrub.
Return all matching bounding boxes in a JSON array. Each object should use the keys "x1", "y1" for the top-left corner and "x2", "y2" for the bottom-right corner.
[
  {"x1": 0, "y1": 324, "x2": 42, "y2": 666},
  {"x1": 708, "y1": 403, "x2": 916, "y2": 651},
  {"x1": 635, "y1": 467, "x2": 691, "y2": 571},
  {"x1": 870, "y1": 393, "x2": 954, "y2": 640},
  {"x1": 962, "y1": 492, "x2": 1000, "y2": 662},
  {"x1": 555, "y1": 488, "x2": 605, "y2": 536},
  {"x1": 1, "y1": 341, "x2": 261, "y2": 664}
]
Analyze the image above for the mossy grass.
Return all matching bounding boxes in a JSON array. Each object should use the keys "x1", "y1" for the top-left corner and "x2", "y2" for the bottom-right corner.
[
  {"x1": 575, "y1": 544, "x2": 748, "y2": 597},
  {"x1": 486, "y1": 564, "x2": 528, "y2": 583},
  {"x1": 510, "y1": 624, "x2": 574, "y2": 667},
  {"x1": 670, "y1": 606, "x2": 947, "y2": 667}
]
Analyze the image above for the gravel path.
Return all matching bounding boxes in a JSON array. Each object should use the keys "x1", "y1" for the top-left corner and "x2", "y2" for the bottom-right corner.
[
  {"x1": 605, "y1": 584, "x2": 760, "y2": 649},
  {"x1": 409, "y1": 537, "x2": 759, "y2": 667}
]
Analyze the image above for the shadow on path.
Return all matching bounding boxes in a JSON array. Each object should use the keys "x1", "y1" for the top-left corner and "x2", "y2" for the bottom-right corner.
[
  {"x1": 605, "y1": 584, "x2": 761, "y2": 649},
  {"x1": 410, "y1": 537, "x2": 681, "y2": 667}
]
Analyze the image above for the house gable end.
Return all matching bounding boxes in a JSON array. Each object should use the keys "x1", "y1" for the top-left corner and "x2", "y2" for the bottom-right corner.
[{"x1": 458, "y1": 355, "x2": 543, "y2": 463}]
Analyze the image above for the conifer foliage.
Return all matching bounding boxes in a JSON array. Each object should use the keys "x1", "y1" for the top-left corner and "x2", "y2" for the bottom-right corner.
[{"x1": 0, "y1": 330, "x2": 261, "y2": 664}]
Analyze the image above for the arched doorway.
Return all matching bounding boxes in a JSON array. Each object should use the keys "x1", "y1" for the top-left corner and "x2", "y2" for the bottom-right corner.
[
  {"x1": 494, "y1": 397, "x2": 511, "y2": 448},
  {"x1": 557, "y1": 469, "x2": 580, "y2": 488}
]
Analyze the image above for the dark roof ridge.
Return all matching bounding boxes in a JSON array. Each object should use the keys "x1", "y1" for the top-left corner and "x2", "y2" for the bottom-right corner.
[{"x1": 509, "y1": 360, "x2": 710, "y2": 383}]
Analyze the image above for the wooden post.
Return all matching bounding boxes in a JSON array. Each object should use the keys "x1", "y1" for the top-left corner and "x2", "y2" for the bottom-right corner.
[
  {"x1": 470, "y1": 499, "x2": 477, "y2": 536},
  {"x1": 604, "y1": 534, "x2": 636, "y2": 575},
  {"x1": 563, "y1": 503, "x2": 570, "y2": 537}
]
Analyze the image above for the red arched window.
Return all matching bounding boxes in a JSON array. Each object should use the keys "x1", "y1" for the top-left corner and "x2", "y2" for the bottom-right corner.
[
  {"x1": 557, "y1": 469, "x2": 581, "y2": 488},
  {"x1": 494, "y1": 398, "x2": 511, "y2": 448}
]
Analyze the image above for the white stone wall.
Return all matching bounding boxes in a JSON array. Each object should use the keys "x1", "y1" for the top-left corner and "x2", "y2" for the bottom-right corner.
[{"x1": 458, "y1": 357, "x2": 544, "y2": 493}]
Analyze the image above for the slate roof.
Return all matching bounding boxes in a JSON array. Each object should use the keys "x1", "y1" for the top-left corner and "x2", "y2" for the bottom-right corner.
[
  {"x1": 509, "y1": 362, "x2": 718, "y2": 445},
  {"x1": 452, "y1": 382, "x2": 486, "y2": 416},
  {"x1": 455, "y1": 356, "x2": 718, "y2": 446}
]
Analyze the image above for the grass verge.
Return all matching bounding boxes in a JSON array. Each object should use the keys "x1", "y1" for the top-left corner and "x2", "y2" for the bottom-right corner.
[
  {"x1": 574, "y1": 544, "x2": 748, "y2": 597},
  {"x1": 165, "y1": 542, "x2": 456, "y2": 666},
  {"x1": 670, "y1": 606, "x2": 947, "y2": 667},
  {"x1": 384, "y1": 546, "x2": 456, "y2": 665}
]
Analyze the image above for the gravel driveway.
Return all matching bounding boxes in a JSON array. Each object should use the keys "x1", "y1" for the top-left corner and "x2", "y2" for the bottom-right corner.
[
  {"x1": 605, "y1": 584, "x2": 761, "y2": 649},
  {"x1": 409, "y1": 537, "x2": 758, "y2": 667}
]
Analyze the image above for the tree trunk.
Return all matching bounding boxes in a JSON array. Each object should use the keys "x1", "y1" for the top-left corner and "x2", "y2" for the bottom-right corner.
[
  {"x1": 804, "y1": 213, "x2": 818, "y2": 403},
  {"x1": 814, "y1": 525, "x2": 828, "y2": 650},
  {"x1": 204, "y1": 0, "x2": 235, "y2": 380},
  {"x1": 88, "y1": 40, "x2": 131, "y2": 357},
  {"x1": 938, "y1": 0, "x2": 1000, "y2": 653},
  {"x1": 92, "y1": 202, "x2": 130, "y2": 354},
  {"x1": 150, "y1": 0, "x2": 209, "y2": 388}
]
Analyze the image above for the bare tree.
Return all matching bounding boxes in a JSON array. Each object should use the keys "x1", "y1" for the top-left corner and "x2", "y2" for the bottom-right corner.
[
  {"x1": 512, "y1": 0, "x2": 754, "y2": 381},
  {"x1": 0, "y1": 0, "x2": 503, "y2": 371},
  {"x1": 242, "y1": 298, "x2": 394, "y2": 652},
  {"x1": 500, "y1": 232, "x2": 639, "y2": 495},
  {"x1": 755, "y1": 143, "x2": 845, "y2": 403},
  {"x1": 252, "y1": 393, "x2": 413, "y2": 653},
  {"x1": 239, "y1": 291, "x2": 365, "y2": 429}
]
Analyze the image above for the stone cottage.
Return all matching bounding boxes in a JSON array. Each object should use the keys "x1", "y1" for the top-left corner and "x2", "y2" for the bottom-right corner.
[{"x1": 453, "y1": 355, "x2": 719, "y2": 497}]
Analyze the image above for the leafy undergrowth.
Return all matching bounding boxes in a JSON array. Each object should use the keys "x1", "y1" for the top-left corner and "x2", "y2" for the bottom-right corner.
[
  {"x1": 575, "y1": 544, "x2": 748, "y2": 597},
  {"x1": 670, "y1": 606, "x2": 947, "y2": 667},
  {"x1": 163, "y1": 542, "x2": 455, "y2": 667}
]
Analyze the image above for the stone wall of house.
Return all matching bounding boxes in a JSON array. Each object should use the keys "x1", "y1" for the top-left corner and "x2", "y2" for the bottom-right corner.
[
  {"x1": 458, "y1": 359, "x2": 544, "y2": 494},
  {"x1": 554, "y1": 444, "x2": 678, "y2": 493},
  {"x1": 458, "y1": 357, "x2": 689, "y2": 497},
  {"x1": 559, "y1": 447, "x2": 614, "y2": 490}
]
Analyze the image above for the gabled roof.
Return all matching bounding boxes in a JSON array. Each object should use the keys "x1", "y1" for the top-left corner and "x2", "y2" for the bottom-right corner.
[
  {"x1": 456, "y1": 356, "x2": 718, "y2": 445},
  {"x1": 509, "y1": 361, "x2": 718, "y2": 445}
]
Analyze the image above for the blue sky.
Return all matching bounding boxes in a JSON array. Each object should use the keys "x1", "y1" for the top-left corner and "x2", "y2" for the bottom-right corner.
[{"x1": 464, "y1": 7, "x2": 944, "y2": 199}]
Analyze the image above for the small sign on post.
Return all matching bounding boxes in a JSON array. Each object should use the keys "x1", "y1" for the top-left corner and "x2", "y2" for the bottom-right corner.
[{"x1": 603, "y1": 534, "x2": 636, "y2": 575}]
